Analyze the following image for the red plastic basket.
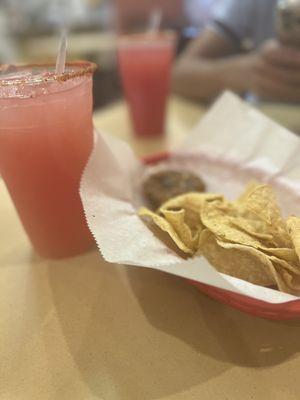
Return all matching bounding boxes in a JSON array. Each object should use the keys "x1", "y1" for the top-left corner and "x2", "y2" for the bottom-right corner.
[{"x1": 143, "y1": 152, "x2": 300, "y2": 320}]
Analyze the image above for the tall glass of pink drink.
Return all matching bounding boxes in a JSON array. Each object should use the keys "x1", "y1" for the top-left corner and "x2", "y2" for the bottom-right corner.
[
  {"x1": 0, "y1": 62, "x2": 96, "y2": 258},
  {"x1": 118, "y1": 32, "x2": 176, "y2": 137}
]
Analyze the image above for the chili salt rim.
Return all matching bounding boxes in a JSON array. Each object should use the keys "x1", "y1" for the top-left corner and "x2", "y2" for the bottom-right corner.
[{"x1": 0, "y1": 61, "x2": 97, "y2": 86}]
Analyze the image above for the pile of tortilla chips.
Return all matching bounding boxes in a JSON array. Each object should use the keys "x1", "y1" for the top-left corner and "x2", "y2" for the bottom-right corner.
[{"x1": 139, "y1": 182, "x2": 300, "y2": 295}]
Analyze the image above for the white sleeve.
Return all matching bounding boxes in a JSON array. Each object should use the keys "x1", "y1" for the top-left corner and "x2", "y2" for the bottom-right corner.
[{"x1": 210, "y1": 0, "x2": 255, "y2": 47}]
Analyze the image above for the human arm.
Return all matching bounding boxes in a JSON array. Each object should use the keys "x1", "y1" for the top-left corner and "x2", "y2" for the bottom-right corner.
[
  {"x1": 172, "y1": 28, "x2": 254, "y2": 102},
  {"x1": 173, "y1": 29, "x2": 300, "y2": 103}
]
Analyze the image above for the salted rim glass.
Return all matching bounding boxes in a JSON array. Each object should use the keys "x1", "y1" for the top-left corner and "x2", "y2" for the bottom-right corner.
[
  {"x1": 0, "y1": 61, "x2": 97, "y2": 99},
  {"x1": 0, "y1": 61, "x2": 97, "y2": 86}
]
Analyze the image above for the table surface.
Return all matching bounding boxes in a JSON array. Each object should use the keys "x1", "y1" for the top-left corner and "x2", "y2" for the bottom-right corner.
[{"x1": 2, "y1": 96, "x2": 300, "y2": 400}]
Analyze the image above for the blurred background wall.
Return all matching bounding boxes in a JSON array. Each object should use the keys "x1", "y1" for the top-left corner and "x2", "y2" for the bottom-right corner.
[{"x1": 0, "y1": 0, "x2": 218, "y2": 108}]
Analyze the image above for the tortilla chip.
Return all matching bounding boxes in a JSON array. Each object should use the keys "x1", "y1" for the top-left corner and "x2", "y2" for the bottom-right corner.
[
  {"x1": 161, "y1": 192, "x2": 223, "y2": 210},
  {"x1": 139, "y1": 207, "x2": 193, "y2": 255},
  {"x1": 261, "y1": 247, "x2": 299, "y2": 265},
  {"x1": 198, "y1": 230, "x2": 276, "y2": 287},
  {"x1": 201, "y1": 199, "x2": 268, "y2": 249},
  {"x1": 238, "y1": 184, "x2": 279, "y2": 224},
  {"x1": 160, "y1": 192, "x2": 222, "y2": 235},
  {"x1": 160, "y1": 209, "x2": 199, "y2": 252},
  {"x1": 272, "y1": 263, "x2": 300, "y2": 295},
  {"x1": 230, "y1": 219, "x2": 273, "y2": 241},
  {"x1": 238, "y1": 184, "x2": 291, "y2": 247},
  {"x1": 287, "y1": 216, "x2": 300, "y2": 262},
  {"x1": 237, "y1": 181, "x2": 259, "y2": 203}
]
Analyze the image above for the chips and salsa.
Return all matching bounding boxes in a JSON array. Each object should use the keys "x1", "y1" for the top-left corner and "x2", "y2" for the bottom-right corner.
[{"x1": 140, "y1": 179, "x2": 300, "y2": 295}]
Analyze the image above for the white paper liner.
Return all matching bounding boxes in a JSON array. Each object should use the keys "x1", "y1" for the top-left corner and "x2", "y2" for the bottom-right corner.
[{"x1": 81, "y1": 92, "x2": 300, "y2": 304}]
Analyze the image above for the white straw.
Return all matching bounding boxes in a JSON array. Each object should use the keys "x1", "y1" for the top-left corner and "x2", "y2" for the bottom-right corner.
[
  {"x1": 55, "y1": 29, "x2": 67, "y2": 75},
  {"x1": 148, "y1": 8, "x2": 162, "y2": 34}
]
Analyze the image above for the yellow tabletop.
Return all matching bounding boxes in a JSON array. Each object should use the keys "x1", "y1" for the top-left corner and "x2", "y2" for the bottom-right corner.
[
  {"x1": 93, "y1": 96, "x2": 203, "y2": 157},
  {"x1": 2, "y1": 96, "x2": 300, "y2": 400}
]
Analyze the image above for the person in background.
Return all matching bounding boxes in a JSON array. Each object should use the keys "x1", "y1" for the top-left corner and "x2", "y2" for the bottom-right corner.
[
  {"x1": 183, "y1": 0, "x2": 219, "y2": 36},
  {"x1": 173, "y1": 0, "x2": 300, "y2": 103}
]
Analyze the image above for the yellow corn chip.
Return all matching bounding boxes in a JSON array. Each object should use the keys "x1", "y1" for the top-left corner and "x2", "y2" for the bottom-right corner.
[
  {"x1": 198, "y1": 230, "x2": 276, "y2": 287},
  {"x1": 139, "y1": 207, "x2": 193, "y2": 255},
  {"x1": 287, "y1": 216, "x2": 300, "y2": 262}
]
